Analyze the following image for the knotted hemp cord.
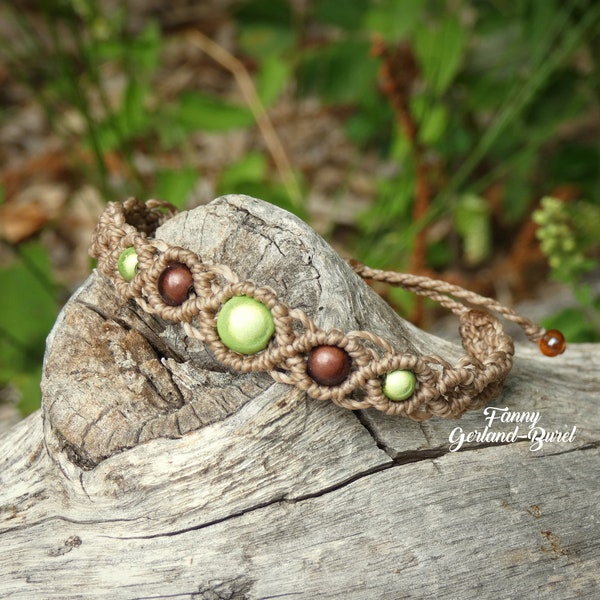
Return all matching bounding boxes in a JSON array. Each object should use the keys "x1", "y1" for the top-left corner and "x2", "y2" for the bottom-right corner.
[{"x1": 90, "y1": 198, "x2": 565, "y2": 421}]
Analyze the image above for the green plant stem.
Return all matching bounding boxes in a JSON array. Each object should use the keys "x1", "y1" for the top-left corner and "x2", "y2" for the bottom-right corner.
[
  {"x1": 67, "y1": 16, "x2": 143, "y2": 193},
  {"x1": 10, "y1": 243, "x2": 61, "y2": 301},
  {"x1": 40, "y1": 0, "x2": 110, "y2": 197}
]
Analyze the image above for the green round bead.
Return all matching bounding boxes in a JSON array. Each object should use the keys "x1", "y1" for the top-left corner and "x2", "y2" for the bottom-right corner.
[
  {"x1": 117, "y1": 247, "x2": 139, "y2": 282},
  {"x1": 216, "y1": 296, "x2": 275, "y2": 355},
  {"x1": 383, "y1": 370, "x2": 416, "y2": 401}
]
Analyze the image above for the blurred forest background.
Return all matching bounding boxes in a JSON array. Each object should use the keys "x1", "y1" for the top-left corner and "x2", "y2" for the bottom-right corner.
[{"x1": 0, "y1": 0, "x2": 599, "y2": 424}]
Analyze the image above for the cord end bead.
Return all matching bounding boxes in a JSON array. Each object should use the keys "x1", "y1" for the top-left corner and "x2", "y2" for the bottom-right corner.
[{"x1": 539, "y1": 329, "x2": 566, "y2": 357}]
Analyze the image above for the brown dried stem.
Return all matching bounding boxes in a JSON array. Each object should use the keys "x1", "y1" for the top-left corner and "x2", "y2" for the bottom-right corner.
[{"x1": 373, "y1": 39, "x2": 434, "y2": 323}]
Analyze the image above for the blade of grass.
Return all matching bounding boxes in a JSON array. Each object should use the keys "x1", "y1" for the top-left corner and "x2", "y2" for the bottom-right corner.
[
  {"x1": 441, "y1": 2, "x2": 598, "y2": 202},
  {"x1": 39, "y1": 0, "x2": 110, "y2": 196},
  {"x1": 66, "y1": 16, "x2": 143, "y2": 192}
]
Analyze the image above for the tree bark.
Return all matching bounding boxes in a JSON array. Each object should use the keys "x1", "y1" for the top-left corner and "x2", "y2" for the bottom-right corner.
[{"x1": 1, "y1": 195, "x2": 599, "y2": 599}]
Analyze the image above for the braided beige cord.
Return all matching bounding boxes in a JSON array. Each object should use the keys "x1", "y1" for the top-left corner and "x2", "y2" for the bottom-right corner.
[
  {"x1": 89, "y1": 199, "x2": 548, "y2": 421},
  {"x1": 350, "y1": 262, "x2": 545, "y2": 341}
]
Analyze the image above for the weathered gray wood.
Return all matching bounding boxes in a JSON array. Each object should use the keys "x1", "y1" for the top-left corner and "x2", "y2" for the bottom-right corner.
[{"x1": 0, "y1": 194, "x2": 599, "y2": 599}]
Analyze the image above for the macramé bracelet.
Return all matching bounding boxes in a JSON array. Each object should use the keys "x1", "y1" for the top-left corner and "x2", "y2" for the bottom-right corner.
[{"x1": 89, "y1": 198, "x2": 566, "y2": 421}]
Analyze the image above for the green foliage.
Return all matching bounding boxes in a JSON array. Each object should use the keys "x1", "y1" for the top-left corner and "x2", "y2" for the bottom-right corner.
[
  {"x1": 542, "y1": 303, "x2": 600, "y2": 344},
  {"x1": 154, "y1": 168, "x2": 199, "y2": 209},
  {"x1": 257, "y1": 55, "x2": 291, "y2": 106},
  {"x1": 533, "y1": 197, "x2": 596, "y2": 283},
  {"x1": 174, "y1": 92, "x2": 254, "y2": 132},
  {"x1": 364, "y1": 0, "x2": 423, "y2": 42},
  {"x1": 0, "y1": 243, "x2": 58, "y2": 415},
  {"x1": 314, "y1": 0, "x2": 372, "y2": 30},
  {"x1": 218, "y1": 153, "x2": 268, "y2": 192},
  {"x1": 297, "y1": 40, "x2": 379, "y2": 105},
  {"x1": 217, "y1": 153, "x2": 306, "y2": 218},
  {"x1": 352, "y1": 0, "x2": 600, "y2": 268},
  {"x1": 413, "y1": 15, "x2": 465, "y2": 95},
  {"x1": 533, "y1": 197, "x2": 600, "y2": 340},
  {"x1": 454, "y1": 194, "x2": 492, "y2": 267}
]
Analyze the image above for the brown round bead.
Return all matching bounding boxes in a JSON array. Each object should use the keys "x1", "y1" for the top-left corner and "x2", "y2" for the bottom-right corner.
[
  {"x1": 539, "y1": 329, "x2": 566, "y2": 357},
  {"x1": 306, "y1": 345, "x2": 352, "y2": 387},
  {"x1": 157, "y1": 262, "x2": 194, "y2": 306}
]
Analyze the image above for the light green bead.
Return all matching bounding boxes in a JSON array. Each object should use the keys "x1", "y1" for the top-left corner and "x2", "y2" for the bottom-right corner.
[
  {"x1": 216, "y1": 296, "x2": 275, "y2": 355},
  {"x1": 383, "y1": 369, "x2": 416, "y2": 401},
  {"x1": 117, "y1": 247, "x2": 138, "y2": 282}
]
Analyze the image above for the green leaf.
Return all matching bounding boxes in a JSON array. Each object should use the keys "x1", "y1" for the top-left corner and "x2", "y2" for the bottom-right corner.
[
  {"x1": 364, "y1": 0, "x2": 424, "y2": 41},
  {"x1": 454, "y1": 194, "x2": 492, "y2": 266},
  {"x1": 314, "y1": 0, "x2": 371, "y2": 30},
  {"x1": 90, "y1": 37, "x2": 126, "y2": 63},
  {"x1": 414, "y1": 16, "x2": 465, "y2": 95},
  {"x1": 128, "y1": 20, "x2": 161, "y2": 74},
  {"x1": 388, "y1": 287, "x2": 417, "y2": 318},
  {"x1": 218, "y1": 152, "x2": 267, "y2": 194},
  {"x1": 520, "y1": 1, "x2": 566, "y2": 68},
  {"x1": 154, "y1": 167, "x2": 199, "y2": 208},
  {"x1": 573, "y1": 283, "x2": 594, "y2": 308},
  {"x1": 298, "y1": 40, "x2": 379, "y2": 104},
  {"x1": 411, "y1": 96, "x2": 448, "y2": 145},
  {"x1": 94, "y1": 80, "x2": 150, "y2": 153},
  {"x1": 344, "y1": 88, "x2": 393, "y2": 146},
  {"x1": 549, "y1": 144, "x2": 600, "y2": 199},
  {"x1": 121, "y1": 79, "x2": 148, "y2": 136},
  {"x1": 216, "y1": 152, "x2": 306, "y2": 217},
  {"x1": 257, "y1": 55, "x2": 290, "y2": 106},
  {"x1": 174, "y1": 91, "x2": 254, "y2": 132},
  {"x1": 0, "y1": 243, "x2": 57, "y2": 351},
  {"x1": 0, "y1": 242, "x2": 57, "y2": 415}
]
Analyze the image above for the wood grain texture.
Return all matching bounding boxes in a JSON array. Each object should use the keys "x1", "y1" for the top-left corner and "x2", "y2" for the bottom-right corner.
[{"x1": 0, "y1": 195, "x2": 598, "y2": 599}]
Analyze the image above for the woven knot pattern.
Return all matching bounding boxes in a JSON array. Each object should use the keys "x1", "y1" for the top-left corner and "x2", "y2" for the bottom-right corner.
[{"x1": 90, "y1": 198, "x2": 544, "y2": 421}]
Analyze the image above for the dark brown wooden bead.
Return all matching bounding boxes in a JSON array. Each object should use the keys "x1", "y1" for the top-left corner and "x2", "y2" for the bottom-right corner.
[
  {"x1": 157, "y1": 262, "x2": 193, "y2": 306},
  {"x1": 306, "y1": 345, "x2": 352, "y2": 387},
  {"x1": 539, "y1": 329, "x2": 566, "y2": 357}
]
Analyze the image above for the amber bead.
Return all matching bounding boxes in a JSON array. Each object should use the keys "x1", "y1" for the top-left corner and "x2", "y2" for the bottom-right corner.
[
  {"x1": 157, "y1": 262, "x2": 193, "y2": 306},
  {"x1": 539, "y1": 329, "x2": 566, "y2": 357},
  {"x1": 306, "y1": 345, "x2": 352, "y2": 386}
]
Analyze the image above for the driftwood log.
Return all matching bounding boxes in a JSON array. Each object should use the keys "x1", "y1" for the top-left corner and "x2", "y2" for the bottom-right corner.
[{"x1": 1, "y1": 195, "x2": 599, "y2": 599}]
